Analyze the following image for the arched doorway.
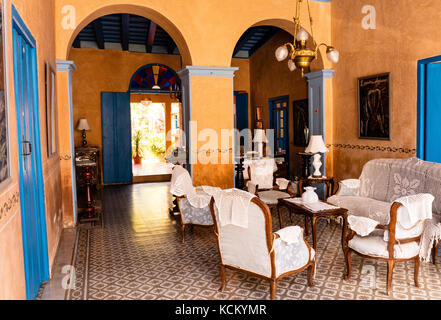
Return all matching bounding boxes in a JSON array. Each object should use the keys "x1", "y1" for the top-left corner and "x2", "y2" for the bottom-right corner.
[
  {"x1": 66, "y1": 11, "x2": 189, "y2": 222},
  {"x1": 230, "y1": 21, "x2": 325, "y2": 182},
  {"x1": 129, "y1": 63, "x2": 183, "y2": 182}
]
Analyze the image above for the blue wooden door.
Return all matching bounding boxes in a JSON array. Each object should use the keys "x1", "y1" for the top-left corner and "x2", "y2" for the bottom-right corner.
[
  {"x1": 423, "y1": 62, "x2": 441, "y2": 162},
  {"x1": 234, "y1": 92, "x2": 250, "y2": 153},
  {"x1": 101, "y1": 92, "x2": 132, "y2": 184},
  {"x1": 270, "y1": 96, "x2": 290, "y2": 167},
  {"x1": 12, "y1": 6, "x2": 49, "y2": 300}
]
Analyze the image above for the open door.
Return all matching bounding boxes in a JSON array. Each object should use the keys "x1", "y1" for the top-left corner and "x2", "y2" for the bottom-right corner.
[{"x1": 101, "y1": 92, "x2": 132, "y2": 184}]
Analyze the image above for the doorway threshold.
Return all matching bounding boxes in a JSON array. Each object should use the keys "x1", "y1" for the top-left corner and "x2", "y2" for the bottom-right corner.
[{"x1": 133, "y1": 174, "x2": 171, "y2": 184}]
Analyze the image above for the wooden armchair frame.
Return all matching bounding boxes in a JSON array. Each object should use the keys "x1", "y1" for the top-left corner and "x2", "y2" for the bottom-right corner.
[
  {"x1": 175, "y1": 195, "x2": 214, "y2": 243},
  {"x1": 209, "y1": 197, "x2": 315, "y2": 300},
  {"x1": 344, "y1": 202, "x2": 423, "y2": 295},
  {"x1": 245, "y1": 166, "x2": 294, "y2": 211}
]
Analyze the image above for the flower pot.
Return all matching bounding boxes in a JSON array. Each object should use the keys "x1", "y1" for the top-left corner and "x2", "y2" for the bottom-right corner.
[{"x1": 133, "y1": 156, "x2": 142, "y2": 165}]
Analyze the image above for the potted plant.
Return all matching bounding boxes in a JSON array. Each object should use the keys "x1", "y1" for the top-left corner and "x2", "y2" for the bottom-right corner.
[{"x1": 132, "y1": 130, "x2": 144, "y2": 165}]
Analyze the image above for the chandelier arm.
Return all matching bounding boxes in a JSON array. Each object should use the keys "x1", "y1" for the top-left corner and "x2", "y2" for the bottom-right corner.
[
  {"x1": 285, "y1": 42, "x2": 296, "y2": 54},
  {"x1": 314, "y1": 43, "x2": 329, "y2": 56}
]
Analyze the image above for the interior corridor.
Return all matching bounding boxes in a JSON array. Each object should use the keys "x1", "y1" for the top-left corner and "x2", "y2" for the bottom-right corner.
[{"x1": 38, "y1": 183, "x2": 441, "y2": 300}]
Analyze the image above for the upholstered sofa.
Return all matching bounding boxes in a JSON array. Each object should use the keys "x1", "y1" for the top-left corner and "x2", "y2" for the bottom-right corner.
[{"x1": 328, "y1": 157, "x2": 441, "y2": 262}]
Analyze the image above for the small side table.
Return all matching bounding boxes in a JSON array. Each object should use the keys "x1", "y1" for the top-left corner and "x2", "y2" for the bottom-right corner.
[
  {"x1": 277, "y1": 198, "x2": 348, "y2": 254},
  {"x1": 299, "y1": 176, "x2": 335, "y2": 200}
]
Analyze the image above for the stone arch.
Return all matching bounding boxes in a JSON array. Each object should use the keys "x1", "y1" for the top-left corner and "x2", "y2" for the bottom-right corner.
[{"x1": 64, "y1": 4, "x2": 192, "y2": 66}]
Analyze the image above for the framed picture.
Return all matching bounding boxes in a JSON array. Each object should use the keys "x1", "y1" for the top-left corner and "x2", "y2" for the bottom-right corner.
[
  {"x1": 0, "y1": 1, "x2": 12, "y2": 189},
  {"x1": 255, "y1": 106, "x2": 263, "y2": 129},
  {"x1": 293, "y1": 99, "x2": 309, "y2": 147},
  {"x1": 358, "y1": 73, "x2": 390, "y2": 140},
  {"x1": 45, "y1": 62, "x2": 58, "y2": 157}
]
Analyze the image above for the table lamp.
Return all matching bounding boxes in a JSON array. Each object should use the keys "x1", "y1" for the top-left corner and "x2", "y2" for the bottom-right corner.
[
  {"x1": 77, "y1": 118, "x2": 91, "y2": 147},
  {"x1": 305, "y1": 135, "x2": 329, "y2": 178},
  {"x1": 253, "y1": 129, "x2": 268, "y2": 158}
]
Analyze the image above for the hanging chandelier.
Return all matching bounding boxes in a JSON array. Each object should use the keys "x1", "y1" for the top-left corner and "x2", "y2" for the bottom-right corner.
[{"x1": 275, "y1": 0, "x2": 339, "y2": 76}]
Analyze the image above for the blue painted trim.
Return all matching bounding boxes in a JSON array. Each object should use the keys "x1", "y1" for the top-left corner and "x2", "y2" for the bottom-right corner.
[
  {"x1": 12, "y1": 4, "x2": 49, "y2": 300},
  {"x1": 417, "y1": 60, "x2": 426, "y2": 159},
  {"x1": 57, "y1": 60, "x2": 78, "y2": 224},
  {"x1": 11, "y1": 5, "x2": 35, "y2": 47},
  {"x1": 416, "y1": 55, "x2": 441, "y2": 160}
]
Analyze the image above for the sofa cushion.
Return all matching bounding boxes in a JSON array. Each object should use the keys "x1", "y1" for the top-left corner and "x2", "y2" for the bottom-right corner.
[
  {"x1": 258, "y1": 190, "x2": 291, "y2": 205},
  {"x1": 348, "y1": 235, "x2": 420, "y2": 259},
  {"x1": 328, "y1": 195, "x2": 391, "y2": 225}
]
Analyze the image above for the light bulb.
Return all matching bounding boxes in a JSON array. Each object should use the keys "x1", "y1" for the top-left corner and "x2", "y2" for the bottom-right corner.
[
  {"x1": 288, "y1": 59, "x2": 296, "y2": 72},
  {"x1": 296, "y1": 28, "x2": 309, "y2": 41},
  {"x1": 275, "y1": 45, "x2": 289, "y2": 62},
  {"x1": 326, "y1": 47, "x2": 340, "y2": 64}
]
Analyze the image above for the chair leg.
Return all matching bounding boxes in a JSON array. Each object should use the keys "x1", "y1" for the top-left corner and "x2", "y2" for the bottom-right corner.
[
  {"x1": 344, "y1": 248, "x2": 352, "y2": 280},
  {"x1": 433, "y1": 242, "x2": 439, "y2": 265},
  {"x1": 386, "y1": 260, "x2": 395, "y2": 295},
  {"x1": 269, "y1": 279, "x2": 277, "y2": 300},
  {"x1": 308, "y1": 261, "x2": 315, "y2": 287},
  {"x1": 181, "y1": 225, "x2": 185, "y2": 243},
  {"x1": 414, "y1": 257, "x2": 420, "y2": 288},
  {"x1": 304, "y1": 216, "x2": 309, "y2": 235},
  {"x1": 219, "y1": 265, "x2": 226, "y2": 292},
  {"x1": 278, "y1": 206, "x2": 284, "y2": 229}
]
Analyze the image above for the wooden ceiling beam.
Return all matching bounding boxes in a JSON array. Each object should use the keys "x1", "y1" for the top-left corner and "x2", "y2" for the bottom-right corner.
[
  {"x1": 146, "y1": 21, "x2": 157, "y2": 53},
  {"x1": 93, "y1": 18, "x2": 105, "y2": 49},
  {"x1": 121, "y1": 14, "x2": 130, "y2": 51}
]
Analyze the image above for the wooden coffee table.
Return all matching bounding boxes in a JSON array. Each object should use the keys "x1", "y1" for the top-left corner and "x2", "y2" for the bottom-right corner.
[{"x1": 277, "y1": 198, "x2": 348, "y2": 253}]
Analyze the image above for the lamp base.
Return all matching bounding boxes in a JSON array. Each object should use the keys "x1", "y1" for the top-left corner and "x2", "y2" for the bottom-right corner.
[
  {"x1": 82, "y1": 139, "x2": 88, "y2": 147},
  {"x1": 311, "y1": 153, "x2": 323, "y2": 178}
]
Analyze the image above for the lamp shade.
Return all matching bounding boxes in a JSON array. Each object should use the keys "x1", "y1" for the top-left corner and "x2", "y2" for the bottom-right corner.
[
  {"x1": 305, "y1": 135, "x2": 329, "y2": 153},
  {"x1": 287, "y1": 59, "x2": 297, "y2": 72},
  {"x1": 326, "y1": 47, "x2": 340, "y2": 64},
  {"x1": 296, "y1": 28, "x2": 309, "y2": 41},
  {"x1": 77, "y1": 118, "x2": 91, "y2": 131},
  {"x1": 253, "y1": 129, "x2": 268, "y2": 143},
  {"x1": 275, "y1": 45, "x2": 289, "y2": 62}
]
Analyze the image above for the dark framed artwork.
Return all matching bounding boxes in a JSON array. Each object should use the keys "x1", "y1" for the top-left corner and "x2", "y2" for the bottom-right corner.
[
  {"x1": 358, "y1": 73, "x2": 390, "y2": 140},
  {"x1": 45, "y1": 62, "x2": 57, "y2": 157},
  {"x1": 293, "y1": 99, "x2": 309, "y2": 147},
  {"x1": 0, "y1": 1, "x2": 11, "y2": 188}
]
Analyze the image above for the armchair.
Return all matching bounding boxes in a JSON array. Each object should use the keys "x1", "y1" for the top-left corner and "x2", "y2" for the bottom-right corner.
[
  {"x1": 170, "y1": 165, "x2": 214, "y2": 243},
  {"x1": 244, "y1": 158, "x2": 294, "y2": 214},
  {"x1": 344, "y1": 193, "x2": 434, "y2": 295},
  {"x1": 209, "y1": 196, "x2": 315, "y2": 300}
]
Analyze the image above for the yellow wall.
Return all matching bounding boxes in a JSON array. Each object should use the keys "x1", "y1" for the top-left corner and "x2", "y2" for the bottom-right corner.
[
  {"x1": 55, "y1": 0, "x2": 333, "y2": 67},
  {"x1": 0, "y1": 0, "x2": 63, "y2": 299},
  {"x1": 331, "y1": 0, "x2": 441, "y2": 181}
]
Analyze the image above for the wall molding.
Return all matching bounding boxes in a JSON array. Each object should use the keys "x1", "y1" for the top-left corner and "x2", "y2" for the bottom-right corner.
[
  {"x1": 330, "y1": 143, "x2": 416, "y2": 154},
  {"x1": 178, "y1": 66, "x2": 239, "y2": 78}
]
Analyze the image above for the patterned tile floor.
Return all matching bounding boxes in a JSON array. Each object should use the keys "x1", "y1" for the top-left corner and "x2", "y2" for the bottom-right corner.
[{"x1": 40, "y1": 183, "x2": 441, "y2": 300}]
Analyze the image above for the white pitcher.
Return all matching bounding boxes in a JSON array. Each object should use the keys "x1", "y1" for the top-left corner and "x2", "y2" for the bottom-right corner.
[{"x1": 302, "y1": 186, "x2": 319, "y2": 203}]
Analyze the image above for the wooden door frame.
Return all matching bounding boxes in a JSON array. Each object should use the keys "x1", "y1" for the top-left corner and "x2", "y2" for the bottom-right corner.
[
  {"x1": 12, "y1": 4, "x2": 49, "y2": 300},
  {"x1": 417, "y1": 55, "x2": 441, "y2": 160}
]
